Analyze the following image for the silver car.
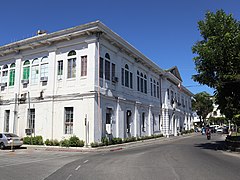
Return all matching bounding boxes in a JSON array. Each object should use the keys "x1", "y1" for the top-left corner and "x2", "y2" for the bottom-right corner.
[{"x1": 0, "y1": 133, "x2": 23, "y2": 150}]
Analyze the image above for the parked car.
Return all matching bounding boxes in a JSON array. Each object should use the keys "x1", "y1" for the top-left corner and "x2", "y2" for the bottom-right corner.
[
  {"x1": 216, "y1": 127, "x2": 223, "y2": 133},
  {"x1": 0, "y1": 133, "x2": 23, "y2": 150}
]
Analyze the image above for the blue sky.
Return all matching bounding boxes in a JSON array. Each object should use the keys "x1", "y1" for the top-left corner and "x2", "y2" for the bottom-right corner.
[{"x1": 1, "y1": 0, "x2": 240, "y2": 95}]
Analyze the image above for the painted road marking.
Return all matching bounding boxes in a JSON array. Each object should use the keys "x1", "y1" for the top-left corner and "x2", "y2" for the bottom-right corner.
[
  {"x1": 75, "y1": 165, "x2": 81, "y2": 171},
  {"x1": 83, "y1": 160, "x2": 89, "y2": 164},
  {"x1": 66, "y1": 174, "x2": 72, "y2": 180}
]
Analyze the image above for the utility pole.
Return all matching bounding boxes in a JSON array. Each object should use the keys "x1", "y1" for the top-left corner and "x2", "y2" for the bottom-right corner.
[
  {"x1": 13, "y1": 93, "x2": 18, "y2": 134},
  {"x1": 28, "y1": 92, "x2": 33, "y2": 144}
]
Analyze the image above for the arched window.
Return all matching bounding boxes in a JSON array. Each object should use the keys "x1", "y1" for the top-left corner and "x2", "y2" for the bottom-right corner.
[
  {"x1": 67, "y1": 51, "x2": 76, "y2": 78},
  {"x1": 23, "y1": 60, "x2": 30, "y2": 80},
  {"x1": 105, "y1": 53, "x2": 110, "y2": 60},
  {"x1": 68, "y1": 50, "x2": 76, "y2": 56},
  {"x1": 10, "y1": 63, "x2": 15, "y2": 68},
  {"x1": 9, "y1": 63, "x2": 16, "y2": 86},
  {"x1": 124, "y1": 64, "x2": 129, "y2": 87},
  {"x1": 40, "y1": 56, "x2": 48, "y2": 80},
  {"x1": 105, "y1": 53, "x2": 110, "y2": 80},
  {"x1": 31, "y1": 58, "x2": 39, "y2": 84},
  {"x1": 121, "y1": 64, "x2": 133, "y2": 88},
  {"x1": 2, "y1": 64, "x2": 8, "y2": 84}
]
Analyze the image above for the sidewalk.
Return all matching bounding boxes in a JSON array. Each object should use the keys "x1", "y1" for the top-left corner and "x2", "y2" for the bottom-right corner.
[{"x1": 22, "y1": 133, "x2": 196, "y2": 153}]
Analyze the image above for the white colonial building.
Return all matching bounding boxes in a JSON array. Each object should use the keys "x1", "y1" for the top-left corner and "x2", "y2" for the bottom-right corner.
[{"x1": 0, "y1": 21, "x2": 193, "y2": 145}]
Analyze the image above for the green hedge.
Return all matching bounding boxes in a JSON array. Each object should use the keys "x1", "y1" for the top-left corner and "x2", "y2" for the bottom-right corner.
[
  {"x1": 45, "y1": 139, "x2": 60, "y2": 146},
  {"x1": 91, "y1": 134, "x2": 164, "y2": 148},
  {"x1": 60, "y1": 136, "x2": 84, "y2": 147},
  {"x1": 23, "y1": 136, "x2": 44, "y2": 145}
]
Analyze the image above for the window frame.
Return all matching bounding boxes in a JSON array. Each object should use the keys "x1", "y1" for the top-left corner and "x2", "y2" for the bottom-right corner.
[{"x1": 64, "y1": 107, "x2": 74, "y2": 134}]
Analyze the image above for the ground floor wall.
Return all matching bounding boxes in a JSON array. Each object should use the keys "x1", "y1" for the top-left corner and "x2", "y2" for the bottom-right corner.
[{"x1": 0, "y1": 94, "x2": 193, "y2": 145}]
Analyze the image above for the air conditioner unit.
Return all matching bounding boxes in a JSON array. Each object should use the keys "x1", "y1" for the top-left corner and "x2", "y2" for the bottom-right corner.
[
  {"x1": 21, "y1": 79, "x2": 29, "y2": 84},
  {"x1": 20, "y1": 93, "x2": 27, "y2": 100},
  {"x1": 106, "y1": 124, "x2": 112, "y2": 134},
  {"x1": 112, "y1": 77, "x2": 118, "y2": 83},
  {"x1": 40, "y1": 77, "x2": 48, "y2": 82},
  {"x1": 0, "y1": 82, "x2": 7, "y2": 87},
  {"x1": 25, "y1": 128, "x2": 33, "y2": 135}
]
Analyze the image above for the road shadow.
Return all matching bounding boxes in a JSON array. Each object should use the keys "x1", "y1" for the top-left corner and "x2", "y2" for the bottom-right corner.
[{"x1": 194, "y1": 140, "x2": 226, "y2": 151}]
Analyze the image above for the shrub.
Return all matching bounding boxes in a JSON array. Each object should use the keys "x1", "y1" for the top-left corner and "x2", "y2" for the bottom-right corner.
[
  {"x1": 91, "y1": 142, "x2": 99, "y2": 148},
  {"x1": 60, "y1": 139, "x2": 70, "y2": 147},
  {"x1": 45, "y1": 139, "x2": 60, "y2": 146},
  {"x1": 23, "y1": 136, "x2": 31, "y2": 144},
  {"x1": 23, "y1": 136, "x2": 43, "y2": 145},
  {"x1": 123, "y1": 137, "x2": 136, "y2": 143},
  {"x1": 60, "y1": 136, "x2": 84, "y2": 147},
  {"x1": 45, "y1": 139, "x2": 52, "y2": 146},
  {"x1": 111, "y1": 137, "x2": 122, "y2": 144},
  {"x1": 69, "y1": 136, "x2": 81, "y2": 147},
  {"x1": 101, "y1": 137, "x2": 109, "y2": 146},
  {"x1": 33, "y1": 136, "x2": 44, "y2": 145},
  {"x1": 53, "y1": 139, "x2": 60, "y2": 146}
]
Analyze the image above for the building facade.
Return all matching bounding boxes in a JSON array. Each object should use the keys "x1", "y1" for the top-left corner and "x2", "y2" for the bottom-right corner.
[{"x1": 0, "y1": 21, "x2": 193, "y2": 144}]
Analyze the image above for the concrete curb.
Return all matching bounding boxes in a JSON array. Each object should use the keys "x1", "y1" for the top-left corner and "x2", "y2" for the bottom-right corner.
[{"x1": 22, "y1": 133, "x2": 196, "y2": 153}]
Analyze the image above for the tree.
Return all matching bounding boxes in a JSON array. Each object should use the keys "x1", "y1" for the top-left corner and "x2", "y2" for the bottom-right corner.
[
  {"x1": 192, "y1": 92, "x2": 214, "y2": 126},
  {"x1": 192, "y1": 10, "x2": 240, "y2": 121}
]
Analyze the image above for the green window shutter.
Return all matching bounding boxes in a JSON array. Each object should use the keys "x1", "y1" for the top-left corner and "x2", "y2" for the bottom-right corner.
[
  {"x1": 9, "y1": 69, "x2": 15, "y2": 86},
  {"x1": 23, "y1": 67, "x2": 30, "y2": 80}
]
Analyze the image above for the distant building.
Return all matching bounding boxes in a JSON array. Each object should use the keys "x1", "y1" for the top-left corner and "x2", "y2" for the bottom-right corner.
[{"x1": 0, "y1": 21, "x2": 194, "y2": 144}]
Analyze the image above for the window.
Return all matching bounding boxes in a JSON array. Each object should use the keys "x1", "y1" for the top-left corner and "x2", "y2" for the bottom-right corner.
[
  {"x1": 9, "y1": 63, "x2": 15, "y2": 86},
  {"x1": 124, "y1": 64, "x2": 129, "y2": 87},
  {"x1": 106, "y1": 108, "x2": 112, "y2": 124},
  {"x1": 105, "y1": 60, "x2": 110, "y2": 80},
  {"x1": 100, "y1": 53, "x2": 116, "y2": 83},
  {"x1": 126, "y1": 110, "x2": 131, "y2": 133},
  {"x1": 121, "y1": 68, "x2": 124, "y2": 85},
  {"x1": 140, "y1": 73, "x2": 143, "y2": 92},
  {"x1": 2, "y1": 64, "x2": 8, "y2": 83},
  {"x1": 67, "y1": 51, "x2": 76, "y2": 78},
  {"x1": 40, "y1": 56, "x2": 48, "y2": 79},
  {"x1": 4, "y1": 110, "x2": 10, "y2": 132},
  {"x1": 154, "y1": 80, "x2": 156, "y2": 97},
  {"x1": 105, "y1": 53, "x2": 110, "y2": 80},
  {"x1": 137, "y1": 71, "x2": 140, "y2": 91},
  {"x1": 122, "y1": 64, "x2": 133, "y2": 88},
  {"x1": 23, "y1": 60, "x2": 30, "y2": 80},
  {"x1": 99, "y1": 57, "x2": 104, "y2": 78},
  {"x1": 111, "y1": 63, "x2": 116, "y2": 82},
  {"x1": 157, "y1": 82, "x2": 160, "y2": 98},
  {"x1": 150, "y1": 78, "x2": 153, "y2": 96},
  {"x1": 130, "y1": 72, "x2": 133, "y2": 88},
  {"x1": 142, "y1": 112, "x2": 145, "y2": 132},
  {"x1": 144, "y1": 75, "x2": 147, "y2": 94},
  {"x1": 81, "y1": 56, "x2": 87, "y2": 76},
  {"x1": 137, "y1": 71, "x2": 146, "y2": 93},
  {"x1": 28, "y1": 109, "x2": 35, "y2": 130},
  {"x1": 57, "y1": 60, "x2": 63, "y2": 76},
  {"x1": 31, "y1": 59, "x2": 39, "y2": 84},
  {"x1": 65, "y1": 107, "x2": 73, "y2": 134}
]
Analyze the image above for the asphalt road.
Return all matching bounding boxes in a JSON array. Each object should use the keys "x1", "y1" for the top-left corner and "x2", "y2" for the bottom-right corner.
[
  {"x1": 0, "y1": 134, "x2": 239, "y2": 180},
  {"x1": 46, "y1": 134, "x2": 240, "y2": 180}
]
